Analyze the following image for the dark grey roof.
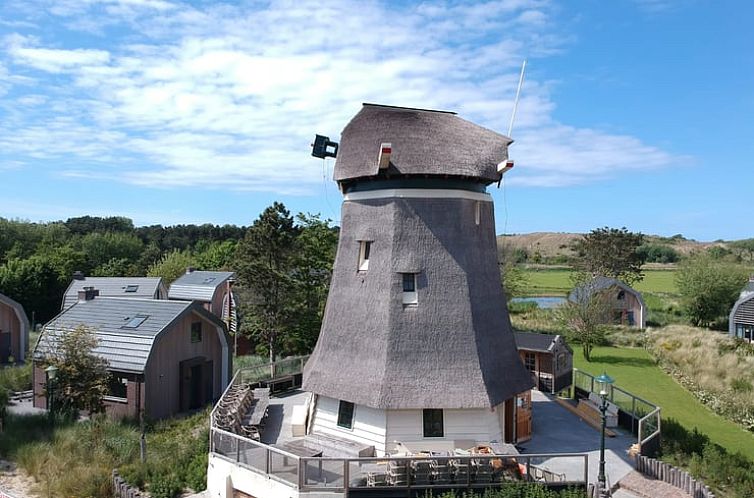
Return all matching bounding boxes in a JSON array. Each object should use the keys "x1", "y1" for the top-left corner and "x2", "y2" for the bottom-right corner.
[
  {"x1": 514, "y1": 332, "x2": 558, "y2": 353},
  {"x1": 62, "y1": 277, "x2": 166, "y2": 310},
  {"x1": 34, "y1": 297, "x2": 223, "y2": 373},
  {"x1": 333, "y1": 103, "x2": 512, "y2": 184},
  {"x1": 168, "y1": 270, "x2": 235, "y2": 302},
  {"x1": 569, "y1": 276, "x2": 644, "y2": 305},
  {"x1": 303, "y1": 196, "x2": 533, "y2": 410}
]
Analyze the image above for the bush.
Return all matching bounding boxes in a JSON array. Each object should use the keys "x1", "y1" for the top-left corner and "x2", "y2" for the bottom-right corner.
[
  {"x1": 149, "y1": 472, "x2": 182, "y2": 498},
  {"x1": 423, "y1": 485, "x2": 586, "y2": 497},
  {"x1": 637, "y1": 243, "x2": 679, "y2": 263}
]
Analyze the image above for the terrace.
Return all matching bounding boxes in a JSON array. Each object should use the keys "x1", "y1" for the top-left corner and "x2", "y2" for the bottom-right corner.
[{"x1": 207, "y1": 358, "x2": 660, "y2": 497}]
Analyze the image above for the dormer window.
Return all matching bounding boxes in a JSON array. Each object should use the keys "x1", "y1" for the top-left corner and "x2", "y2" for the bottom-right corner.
[
  {"x1": 358, "y1": 241, "x2": 371, "y2": 272},
  {"x1": 402, "y1": 273, "x2": 418, "y2": 305}
]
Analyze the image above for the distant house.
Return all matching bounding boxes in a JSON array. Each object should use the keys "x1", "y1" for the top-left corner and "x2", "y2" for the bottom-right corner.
[
  {"x1": 729, "y1": 277, "x2": 754, "y2": 343},
  {"x1": 514, "y1": 331, "x2": 573, "y2": 394},
  {"x1": 569, "y1": 276, "x2": 647, "y2": 328},
  {"x1": 169, "y1": 269, "x2": 241, "y2": 351},
  {"x1": 0, "y1": 292, "x2": 30, "y2": 364},
  {"x1": 62, "y1": 273, "x2": 167, "y2": 310},
  {"x1": 33, "y1": 290, "x2": 231, "y2": 420}
]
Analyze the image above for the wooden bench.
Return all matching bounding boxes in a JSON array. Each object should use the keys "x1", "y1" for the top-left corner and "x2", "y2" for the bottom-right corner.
[{"x1": 555, "y1": 397, "x2": 617, "y2": 437}]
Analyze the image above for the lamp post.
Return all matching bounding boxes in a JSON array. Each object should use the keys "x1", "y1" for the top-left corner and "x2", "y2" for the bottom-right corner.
[
  {"x1": 595, "y1": 371, "x2": 615, "y2": 497},
  {"x1": 45, "y1": 365, "x2": 58, "y2": 426}
]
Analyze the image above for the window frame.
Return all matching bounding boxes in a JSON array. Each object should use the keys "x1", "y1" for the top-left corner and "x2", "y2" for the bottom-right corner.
[
  {"x1": 122, "y1": 314, "x2": 148, "y2": 329},
  {"x1": 358, "y1": 241, "x2": 372, "y2": 272},
  {"x1": 402, "y1": 273, "x2": 418, "y2": 305},
  {"x1": 337, "y1": 400, "x2": 355, "y2": 430},
  {"x1": 191, "y1": 321, "x2": 203, "y2": 343},
  {"x1": 106, "y1": 372, "x2": 129, "y2": 400},
  {"x1": 523, "y1": 351, "x2": 536, "y2": 372},
  {"x1": 124, "y1": 285, "x2": 139, "y2": 293},
  {"x1": 422, "y1": 409, "x2": 444, "y2": 438}
]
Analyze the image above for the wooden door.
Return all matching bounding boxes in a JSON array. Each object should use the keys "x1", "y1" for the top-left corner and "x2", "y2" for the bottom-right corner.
[{"x1": 516, "y1": 391, "x2": 532, "y2": 443}]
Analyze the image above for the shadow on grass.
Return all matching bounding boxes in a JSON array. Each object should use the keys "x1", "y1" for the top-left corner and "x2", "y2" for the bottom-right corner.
[{"x1": 588, "y1": 354, "x2": 656, "y2": 368}]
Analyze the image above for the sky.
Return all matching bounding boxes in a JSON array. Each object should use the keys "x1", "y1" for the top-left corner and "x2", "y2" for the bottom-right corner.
[{"x1": 0, "y1": 0, "x2": 752, "y2": 241}]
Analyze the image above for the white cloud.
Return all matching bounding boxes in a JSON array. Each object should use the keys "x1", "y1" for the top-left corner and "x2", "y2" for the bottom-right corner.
[{"x1": 0, "y1": 0, "x2": 681, "y2": 193}]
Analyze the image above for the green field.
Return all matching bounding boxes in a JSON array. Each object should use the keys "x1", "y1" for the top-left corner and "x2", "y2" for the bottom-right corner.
[
  {"x1": 574, "y1": 346, "x2": 754, "y2": 460},
  {"x1": 522, "y1": 268, "x2": 678, "y2": 296}
]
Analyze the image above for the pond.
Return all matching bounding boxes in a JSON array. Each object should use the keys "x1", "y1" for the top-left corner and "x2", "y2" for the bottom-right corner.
[{"x1": 510, "y1": 296, "x2": 567, "y2": 309}]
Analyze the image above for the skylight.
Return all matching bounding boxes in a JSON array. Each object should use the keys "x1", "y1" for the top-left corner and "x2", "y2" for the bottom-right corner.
[
  {"x1": 202, "y1": 277, "x2": 216, "y2": 284},
  {"x1": 122, "y1": 315, "x2": 149, "y2": 329},
  {"x1": 124, "y1": 285, "x2": 139, "y2": 293}
]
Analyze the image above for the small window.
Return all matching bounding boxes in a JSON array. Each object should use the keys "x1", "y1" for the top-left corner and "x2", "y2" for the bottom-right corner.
[
  {"x1": 617, "y1": 290, "x2": 626, "y2": 300},
  {"x1": 557, "y1": 353, "x2": 567, "y2": 370},
  {"x1": 123, "y1": 315, "x2": 148, "y2": 329},
  {"x1": 337, "y1": 400, "x2": 355, "y2": 429},
  {"x1": 402, "y1": 273, "x2": 418, "y2": 305},
  {"x1": 524, "y1": 351, "x2": 536, "y2": 372},
  {"x1": 475, "y1": 201, "x2": 481, "y2": 225},
  {"x1": 202, "y1": 277, "x2": 216, "y2": 284},
  {"x1": 124, "y1": 285, "x2": 139, "y2": 293},
  {"x1": 191, "y1": 322, "x2": 202, "y2": 343},
  {"x1": 423, "y1": 409, "x2": 444, "y2": 438},
  {"x1": 108, "y1": 372, "x2": 128, "y2": 399},
  {"x1": 358, "y1": 241, "x2": 371, "y2": 271}
]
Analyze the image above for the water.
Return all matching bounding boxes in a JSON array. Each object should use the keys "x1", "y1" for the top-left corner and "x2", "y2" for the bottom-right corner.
[{"x1": 510, "y1": 296, "x2": 566, "y2": 309}]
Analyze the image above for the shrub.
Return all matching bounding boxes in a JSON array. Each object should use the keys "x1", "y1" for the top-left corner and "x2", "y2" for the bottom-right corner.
[
  {"x1": 732, "y1": 378, "x2": 753, "y2": 393},
  {"x1": 149, "y1": 472, "x2": 182, "y2": 498}
]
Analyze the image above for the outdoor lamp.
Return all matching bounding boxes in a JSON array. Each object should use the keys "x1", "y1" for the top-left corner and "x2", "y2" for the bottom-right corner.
[
  {"x1": 45, "y1": 365, "x2": 58, "y2": 425},
  {"x1": 45, "y1": 365, "x2": 58, "y2": 381},
  {"x1": 595, "y1": 371, "x2": 615, "y2": 497}
]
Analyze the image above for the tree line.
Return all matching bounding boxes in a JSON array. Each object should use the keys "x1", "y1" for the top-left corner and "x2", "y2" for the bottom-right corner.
[{"x1": 0, "y1": 208, "x2": 339, "y2": 362}]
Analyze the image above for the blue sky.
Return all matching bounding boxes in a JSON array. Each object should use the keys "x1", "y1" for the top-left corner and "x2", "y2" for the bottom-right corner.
[{"x1": 0, "y1": 0, "x2": 751, "y2": 241}]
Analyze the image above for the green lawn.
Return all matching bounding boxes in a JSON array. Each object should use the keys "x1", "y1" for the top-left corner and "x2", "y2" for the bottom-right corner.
[
  {"x1": 522, "y1": 268, "x2": 678, "y2": 296},
  {"x1": 574, "y1": 346, "x2": 754, "y2": 460}
]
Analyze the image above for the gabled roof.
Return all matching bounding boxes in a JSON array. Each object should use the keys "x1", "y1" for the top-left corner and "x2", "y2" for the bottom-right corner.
[
  {"x1": 333, "y1": 103, "x2": 512, "y2": 184},
  {"x1": 62, "y1": 277, "x2": 165, "y2": 310},
  {"x1": 514, "y1": 331, "x2": 572, "y2": 354},
  {"x1": 0, "y1": 292, "x2": 30, "y2": 356},
  {"x1": 569, "y1": 276, "x2": 644, "y2": 305},
  {"x1": 34, "y1": 297, "x2": 225, "y2": 373},
  {"x1": 168, "y1": 270, "x2": 235, "y2": 302}
]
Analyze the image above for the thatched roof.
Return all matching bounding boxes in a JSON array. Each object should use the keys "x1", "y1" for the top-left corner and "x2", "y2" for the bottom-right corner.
[
  {"x1": 333, "y1": 104, "x2": 511, "y2": 184},
  {"x1": 303, "y1": 196, "x2": 533, "y2": 410}
]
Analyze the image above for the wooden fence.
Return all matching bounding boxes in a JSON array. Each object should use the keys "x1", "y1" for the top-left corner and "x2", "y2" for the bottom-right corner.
[
  {"x1": 635, "y1": 455, "x2": 715, "y2": 498},
  {"x1": 112, "y1": 469, "x2": 147, "y2": 498}
]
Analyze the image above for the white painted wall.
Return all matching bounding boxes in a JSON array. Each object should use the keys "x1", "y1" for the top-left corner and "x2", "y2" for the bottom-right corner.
[
  {"x1": 310, "y1": 396, "x2": 388, "y2": 455},
  {"x1": 207, "y1": 454, "x2": 344, "y2": 498},
  {"x1": 385, "y1": 405, "x2": 505, "y2": 453}
]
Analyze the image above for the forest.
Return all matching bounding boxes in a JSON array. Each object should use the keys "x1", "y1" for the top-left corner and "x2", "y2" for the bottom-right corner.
[{"x1": 0, "y1": 203, "x2": 338, "y2": 358}]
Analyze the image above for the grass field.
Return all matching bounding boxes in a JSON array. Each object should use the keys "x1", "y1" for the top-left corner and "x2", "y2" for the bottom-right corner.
[
  {"x1": 522, "y1": 268, "x2": 678, "y2": 296},
  {"x1": 574, "y1": 346, "x2": 754, "y2": 460}
]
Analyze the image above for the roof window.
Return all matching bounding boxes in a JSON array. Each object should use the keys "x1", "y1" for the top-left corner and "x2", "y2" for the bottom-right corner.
[
  {"x1": 202, "y1": 277, "x2": 216, "y2": 284},
  {"x1": 122, "y1": 315, "x2": 149, "y2": 329},
  {"x1": 124, "y1": 285, "x2": 139, "y2": 293}
]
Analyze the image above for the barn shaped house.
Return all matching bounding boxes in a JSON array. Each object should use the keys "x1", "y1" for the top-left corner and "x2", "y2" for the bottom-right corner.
[
  {"x1": 729, "y1": 277, "x2": 754, "y2": 343},
  {"x1": 302, "y1": 104, "x2": 534, "y2": 454},
  {"x1": 569, "y1": 277, "x2": 647, "y2": 328},
  {"x1": 0, "y1": 292, "x2": 29, "y2": 364},
  {"x1": 33, "y1": 290, "x2": 231, "y2": 420}
]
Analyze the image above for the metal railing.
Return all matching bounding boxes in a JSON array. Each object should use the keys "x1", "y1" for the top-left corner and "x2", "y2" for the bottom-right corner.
[
  {"x1": 211, "y1": 428, "x2": 588, "y2": 493},
  {"x1": 573, "y1": 369, "x2": 661, "y2": 454}
]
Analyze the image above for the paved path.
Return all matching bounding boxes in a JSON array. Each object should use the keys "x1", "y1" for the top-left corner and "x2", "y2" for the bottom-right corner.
[{"x1": 521, "y1": 391, "x2": 636, "y2": 488}]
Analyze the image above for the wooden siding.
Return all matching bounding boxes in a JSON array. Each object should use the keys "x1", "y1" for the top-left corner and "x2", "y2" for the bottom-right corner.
[
  {"x1": 0, "y1": 301, "x2": 23, "y2": 363},
  {"x1": 102, "y1": 374, "x2": 145, "y2": 419},
  {"x1": 143, "y1": 311, "x2": 226, "y2": 420},
  {"x1": 734, "y1": 298, "x2": 754, "y2": 326},
  {"x1": 518, "y1": 341, "x2": 573, "y2": 394},
  {"x1": 311, "y1": 396, "x2": 388, "y2": 454},
  {"x1": 385, "y1": 405, "x2": 504, "y2": 453}
]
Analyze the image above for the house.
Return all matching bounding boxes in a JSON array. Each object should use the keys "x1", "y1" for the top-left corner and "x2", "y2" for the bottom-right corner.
[
  {"x1": 514, "y1": 331, "x2": 573, "y2": 394},
  {"x1": 729, "y1": 277, "x2": 754, "y2": 343},
  {"x1": 0, "y1": 292, "x2": 30, "y2": 364},
  {"x1": 569, "y1": 276, "x2": 647, "y2": 328},
  {"x1": 168, "y1": 269, "x2": 241, "y2": 352},
  {"x1": 33, "y1": 289, "x2": 231, "y2": 420},
  {"x1": 301, "y1": 103, "x2": 534, "y2": 455},
  {"x1": 62, "y1": 273, "x2": 167, "y2": 310}
]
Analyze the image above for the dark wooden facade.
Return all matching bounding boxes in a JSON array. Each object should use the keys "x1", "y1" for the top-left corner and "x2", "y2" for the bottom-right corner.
[
  {"x1": 0, "y1": 293, "x2": 29, "y2": 364},
  {"x1": 514, "y1": 332, "x2": 573, "y2": 394}
]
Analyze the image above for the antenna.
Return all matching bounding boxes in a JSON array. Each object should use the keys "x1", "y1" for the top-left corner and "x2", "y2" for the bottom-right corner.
[
  {"x1": 508, "y1": 59, "x2": 527, "y2": 137},
  {"x1": 496, "y1": 59, "x2": 527, "y2": 181}
]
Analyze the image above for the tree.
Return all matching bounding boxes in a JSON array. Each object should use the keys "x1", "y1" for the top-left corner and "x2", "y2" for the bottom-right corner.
[
  {"x1": 235, "y1": 203, "x2": 300, "y2": 363},
  {"x1": 0, "y1": 255, "x2": 66, "y2": 323},
  {"x1": 147, "y1": 249, "x2": 197, "y2": 284},
  {"x1": 572, "y1": 227, "x2": 645, "y2": 285},
  {"x1": 676, "y1": 253, "x2": 748, "y2": 328},
  {"x1": 556, "y1": 280, "x2": 613, "y2": 361},
  {"x1": 287, "y1": 214, "x2": 339, "y2": 353},
  {"x1": 40, "y1": 325, "x2": 109, "y2": 416},
  {"x1": 499, "y1": 243, "x2": 528, "y2": 302},
  {"x1": 729, "y1": 239, "x2": 754, "y2": 263}
]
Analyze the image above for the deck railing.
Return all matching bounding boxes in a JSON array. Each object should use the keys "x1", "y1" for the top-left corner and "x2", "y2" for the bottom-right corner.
[
  {"x1": 211, "y1": 428, "x2": 588, "y2": 492},
  {"x1": 573, "y1": 368, "x2": 661, "y2": 455}
]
